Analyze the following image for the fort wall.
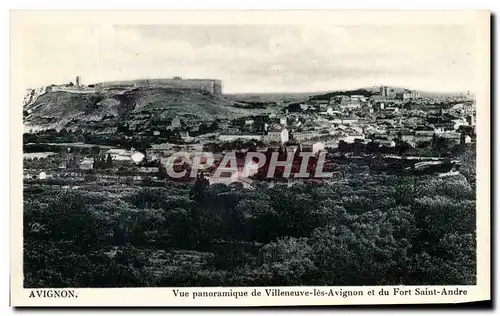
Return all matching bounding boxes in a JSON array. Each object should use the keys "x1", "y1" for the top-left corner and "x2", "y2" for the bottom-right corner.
[
  {"x1": 46, "y1": 86, "x2": 99, "y2": 94},
  {"x1": 95, "y1": 78, "x2": 223, "y2": 96}
]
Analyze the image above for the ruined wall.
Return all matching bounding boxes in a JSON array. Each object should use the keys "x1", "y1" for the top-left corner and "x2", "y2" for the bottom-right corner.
[
  {"x1": 46, "y1": 86, "x2": 99, "y2": 94},
  {"x1": 96, "y1": 78, "x2": 223, "y2": 95}
]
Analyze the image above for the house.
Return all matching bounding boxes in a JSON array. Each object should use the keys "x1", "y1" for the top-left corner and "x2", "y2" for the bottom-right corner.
[
  {"x1": 341, "y1": 103, "x2": 361, "y2": 110},
  {"x1": 285, "y1": 144, "x2": 300, "y2": 153},
  {"x1": 373, "y1": 139, "x2": 396, "y2": 147},
  {"x1": 106, "y1": 149, "x2": 128, "y2": 160},
  {"x1": 385, "y1": 107, "x2": 400, "y2": 113},
  {"x1": 324, "y1": 140, "x2": 339, "y2": 149},
  {"x1": 350, "y1": 95, "x2": 367, "y2": 102},
  {"x1": 79, "y1": 158, "x2": 94, "y2": 170},
  {"x1": 138, "y1": 167, "x2": 160, "y2": 173},
  {"x1": 341, "y1": 134, "x2": 365, "y2": 144},
  {"x1": 332, "y1": 118, "x2": 359, "y2": 125},
  {"x1": 312, "y1": 142, "x2": 325, "y2": 154},
  {"x1": 437, "y1": 131, "x2": 468, "y2": 145},
  {"x1": 105, "y1": 148, "x2": 145, "y2": 164},
  {"x1": 414, "y1": 130, "x2": 435, "y2": 143},
  {"x1": 219, "y1": 120, "x2": 231, "y2": 131},
  {"x1": 265, "y1": 126, "x2": 289, "y2": 144},
  {"x1": 292, "y1": 130, "x2": 320, "y2": 142},
  {"x1": 209, "y1": 158, "x2": 258, "y2": 189},
  {"x1": 452, "y1": 118, "x2": 469, "y2": 131},
  {"x1": 218, "y1": 133, "x2": 263, "y2": 142},
  {"x1": 299, "y1": 104, "x2": 309, "y2": 111},
  {"x1": 401, "y1": 133, "x2": 415, "y2": 143},
  {"x1": 168, "y1": 116, "x2": 182, "y2": 130},
  {"x1": 131, "y1": 152, "x2": 146, "y2": 164},
  {"x1": 179, "y1": 131, "x2": 194, "y2": 142}
]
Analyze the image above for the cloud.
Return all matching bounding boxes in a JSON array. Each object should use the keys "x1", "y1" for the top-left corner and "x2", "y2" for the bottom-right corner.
[{"x1": 22, "y1": 24, "x2": 476, "y2": 93}]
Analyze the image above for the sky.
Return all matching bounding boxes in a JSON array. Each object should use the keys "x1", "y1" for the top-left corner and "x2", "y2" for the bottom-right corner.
[{"x1": 21, "y1": 24, "x2": 477, "y2": 93}]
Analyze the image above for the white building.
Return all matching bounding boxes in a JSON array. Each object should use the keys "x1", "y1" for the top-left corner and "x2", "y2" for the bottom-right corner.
[
  {"x1": 265, "y1": 127, "x2": 289, "y2": 144},
  {"x1": 105, "y1": 148, "x2": 145, "y2": 164},
  {"x1": 341, "y1": 134, "x2": 366, "y2": 144},
  {"x1": 452, "y1": 118, "x2": 469, "y2": 131},
  {"x1": 79, "y1": 158, "x2": 94, "y2": 170},
  {"x1": 292, "y1": 130, "x2": 320, "y2": 141},
  {"x1": 312, "y1": 142, "x2": 325, "y2": 154}
]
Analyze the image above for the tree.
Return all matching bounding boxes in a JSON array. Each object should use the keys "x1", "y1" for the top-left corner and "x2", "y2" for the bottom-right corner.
[
  {"x1": 91, "y1": 146, "x2": 101, "y2": 157},
  {"x1": 257, "y1": 237, "x2": 316, "y2": 285},
  {"x1": 105, "y1": 153, "x2": 113, "y2": 169},
  {"x1": 191, "y1": 172, "x2": 210, "y2": 202}
]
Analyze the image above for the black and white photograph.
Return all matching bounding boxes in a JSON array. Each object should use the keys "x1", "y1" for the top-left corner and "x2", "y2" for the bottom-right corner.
[{"x1": 10, "y1": 10, "x2": 490, "y2": 306}]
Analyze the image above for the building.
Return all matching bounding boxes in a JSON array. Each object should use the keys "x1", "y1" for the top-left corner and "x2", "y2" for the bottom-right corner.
[
  {"x1": 79, "y1": 158, "x2": 94, "y2": 170},
  {"x1": 179, "y1": 131, "x2": 194, "y2": 142},
  {"x1": 452, "y1": 118, "x2": 469, "y2": 131},
  {"x1": 350, "y1": 95, "x2": 367, "y2": 103},
  {"x1": 340, "y1": 134, "x2": 366, "y2": 144},
  {"x1": 380, "y1": 86, "x2": 388, "y2": 97},
  {"x1": 265, "y1": 126, "x2": 289, "y2": 144},
  {"x1": 95, "y1": 77, "x2": 223, "y2": 96},
  {"x1": 292, "y1": 130, "x2": 320, "y2": 142},
  {"x1": 106, "y1": 149, "x2": 126, "y2": 160},
  {"x1": 414, "y1": 130, "x2": 435, "y2": 144},
  {"x1": 340, "y1": 103, "x2": 361, "y2": 110},
  {"x1": 138, "y1": 167, "x2": 160, "y2": 173},
  {"x1": 385, "y1": 107, "x2": 400, "y2": 113},
  {"x1": 285, "y1": 144, "x2": 300, "y2": 153},
  {"x1": 218, "y1": 133, "x2": 263, "y2": 142},
  {"x1": 105, "y1": 149, "x2": 145, "y2": 164},
  {"x1": 312, "y1": 142, "x2": 325, "y2": 154},
  {"x1": 332, "y1": 118, "x2": 359, "y2": 125},
  {"x1": 373, "y1": 138, "x2": 396, "y2": 147},
  {"x1": 387, "y1": 88, "x2": 397, "y2": 99},
  {"x1": 169, "y1": 117, "x2": 182, "y2": 130},
  {"x1": 402, "y1": 90, "x2": 410, "y2": 100}
]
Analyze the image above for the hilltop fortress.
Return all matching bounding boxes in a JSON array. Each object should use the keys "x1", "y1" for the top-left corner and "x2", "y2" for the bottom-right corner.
[
  {"x1": 43, "y1": 76, "x2": 223, "y2": 96},
  {"x1": 23, "y1": 76, "x2": 223, "y2": 108}
]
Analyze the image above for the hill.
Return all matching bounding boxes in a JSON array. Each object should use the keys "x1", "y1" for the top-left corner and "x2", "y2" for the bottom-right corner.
[{"x1": 23, "y1": 87, "x2": 257, "y2": 133}]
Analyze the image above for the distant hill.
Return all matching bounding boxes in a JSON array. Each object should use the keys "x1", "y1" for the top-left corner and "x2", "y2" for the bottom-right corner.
[{"x1": 23, "y1": 87, "x2": 257, "y2": 132}]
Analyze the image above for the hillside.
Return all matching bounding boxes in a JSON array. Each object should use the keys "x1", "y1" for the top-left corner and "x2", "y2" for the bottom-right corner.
[{"x1": 23, "y1": 87, "x2": 256, "y2": 132}]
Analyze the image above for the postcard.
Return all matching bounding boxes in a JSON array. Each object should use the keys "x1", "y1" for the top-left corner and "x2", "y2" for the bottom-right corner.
[{"x1": 10, "y1": 10, "x2": 490, "y2": 307}]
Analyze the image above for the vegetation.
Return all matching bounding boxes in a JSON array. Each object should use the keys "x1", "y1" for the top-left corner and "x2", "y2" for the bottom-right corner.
[{"x1": 24, "y1": 147, "x2": 476, "y2": 287}]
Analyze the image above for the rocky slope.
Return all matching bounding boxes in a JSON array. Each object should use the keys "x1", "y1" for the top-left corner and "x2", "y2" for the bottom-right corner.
[{"x1": 23, "y1": 87, "x2": 255, "y2": 133}]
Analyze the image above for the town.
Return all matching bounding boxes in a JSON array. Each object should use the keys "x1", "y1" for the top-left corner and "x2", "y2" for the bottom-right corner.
[{"x1": 23, "y1": 79, "x2": 476, "y2": 188}]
